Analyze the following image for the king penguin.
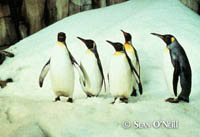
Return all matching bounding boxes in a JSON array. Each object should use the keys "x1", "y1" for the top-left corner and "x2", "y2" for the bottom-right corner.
[
  {"x1": 77, "y1": 37, "x2": 106, "y2": 97},
  {"x1": 106, "y1": 40, "x2": 138, "y2": 104},
  {"x1": 151, "y1": 33, "x2": 192, "y2": 103},
  {"x1": 39, "y1": 32, "x2": 78, "y2": 103},
  {"x1": 121, "y1": 30, "x2": 143, "y2": 96}
]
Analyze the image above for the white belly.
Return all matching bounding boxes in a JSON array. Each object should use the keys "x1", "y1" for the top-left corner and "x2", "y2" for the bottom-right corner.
[
  {"x1": 163, "y1": 50, "x2": 181, "y2": 97},
  {"x1": 109, "y1": 55, "x2": 133, "y2": 97},
  {"x1": 126, "y1": 50, "x2": 137, "y2": 87},
  {"x1": 50, "y1": 46, "x2": 75, "y2": 97},
  {"x1": 80, "y1": 52, "x2": 103, "y2": 95}
]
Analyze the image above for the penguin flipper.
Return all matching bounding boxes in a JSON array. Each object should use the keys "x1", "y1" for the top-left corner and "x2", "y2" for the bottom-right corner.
[
  {"x1": 107, "y1": 73, "x2": 109, "y2": 84},
  {"x1": 93, "y1": 48, "x2": 106, "y2": 92},
  {"x1": 124, "y1": 50, "x2": 142, "y2": 94},
  {"x1": 69, "y1": 50, "x2": 78, "y2": 65},
  {"x1": 173, "y1": 60, "x2": 180, "y2": 97},
  {"x1": 124, "y1": 50, "x2": 139, "y2": 78},
  {"x1": 134, "y1": 48, "x2": 140, "y2": 76},
  {"x1": 134, "y1": 48, "x2": 143, "y2": 95},
  {"x1": 39, "y1": 59, "x2": 50, "y2": 87},
  {"x1": 75, "y1": 63, "x2": 88, "y2": 93},
  {"x1": 63, "y1": 42, "x2": 79, "y2": 65}
]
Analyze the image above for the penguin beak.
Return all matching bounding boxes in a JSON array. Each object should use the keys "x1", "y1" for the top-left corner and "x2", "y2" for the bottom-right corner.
[
  {"x1": 106, "y1": 40, "x2": 118, "y2": 50},
  {"x1": 121, "y1": 29, "x2": 128, "y2": 42},
  {"x1": 151, "y1": 33, "x2": 164, "y2": 40},
  {"x1": 77, "y1": 37, "x2": 86, "y2": 43},
  {"x1": 77, "y1": 37, "x2": 89, "y2": 48},
  {"x1": 121, "y1": 29, "x2": 128, "y2": 38},
  {"x1": 106, "y1": 40, "x2": 114, "y2": 46}
]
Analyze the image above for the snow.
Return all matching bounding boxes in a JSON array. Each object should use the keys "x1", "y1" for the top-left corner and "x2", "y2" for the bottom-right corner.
[{"x1": 0, "y1": 0, "x2": 200, "y2": 136}]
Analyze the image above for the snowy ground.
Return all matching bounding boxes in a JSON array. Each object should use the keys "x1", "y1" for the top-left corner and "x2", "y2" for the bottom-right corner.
[{"x1": 1, "y1": 0, "x2": 200, "y2": 136}]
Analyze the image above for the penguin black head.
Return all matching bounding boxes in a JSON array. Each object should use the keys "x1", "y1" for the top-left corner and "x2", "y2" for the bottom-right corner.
[
  {"x1": 77, "y1": 37, "x2": 96, "y2": 49},
  {"x1": 106, "y1": 40, "x2": 124, "y2": 52},
  {"x1": 58, "y1": 32, "x2": 66, "y2": 42},
  {"x1": 121, "y1": 30, "x2": 132, "y2": 43},
  {"x1": 151, "y1": 33, "x2": 176, "y2": 46}
]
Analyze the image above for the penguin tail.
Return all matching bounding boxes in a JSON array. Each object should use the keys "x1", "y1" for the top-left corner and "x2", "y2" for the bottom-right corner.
[
  {"x1": 138, "y1": 82, "x2": 143, "y2": 95},
  {"x1": 39, "y1": 80, "x2": 43, "y2": 88}
]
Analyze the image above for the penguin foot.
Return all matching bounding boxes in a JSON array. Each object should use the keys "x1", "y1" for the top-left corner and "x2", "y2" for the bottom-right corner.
[
  {"x1": 131, "y1": 88, "x2": 137, "y2": 97},
  {"x1": 54, "y1": 96, "x2": 60, "y2": 102},
  {"x1": 165, "y1": 98, "x2": 179, "y2": 103},
  {"x1": 87, "y1": 94, "x2": 92, "y2": 97},
  {"x1": 120, "y1": 97, "x2": 128, "y2": 103},
  {"x1": 67, "y1": 98, "x2": 73, "y2": 103},
  {"x1": 86, "y1": 93, "x2": 95, "y2": 98},
  {"x1": 178, "y1": 96, "x2": 189, "y2": 103},
  {"x1": 111, "y1": 97, "x2": 117, "y2": 104}
]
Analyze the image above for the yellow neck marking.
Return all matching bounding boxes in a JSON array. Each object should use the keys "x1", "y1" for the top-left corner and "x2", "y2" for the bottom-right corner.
[
  {"x1": 114, "y1": 52, "x2": 124, "y2": 56},
  {"x1": 124, "y1": 43, "x2": 135, "y2": 56},
  {"x1": 124, "y1": 43, "x2": 134, "y2": 52},
  {"x1": 165, "y1": 47, "x2": 169, "y2": 51},
  {"x1": 57, "y1": 41, "x2": 65, "y2": 47},
  {"x1": 87, "y1": 49, "x2": 93, "y2": 54}
]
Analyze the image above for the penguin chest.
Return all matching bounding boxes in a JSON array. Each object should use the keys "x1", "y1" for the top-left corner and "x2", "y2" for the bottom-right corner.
[
  {"x1": 80, "y1": 52, "x2": 102, "y2": 95},
  {"x1": 126, "y1": 50, "x2": 137, "y2": 67},
  {"x1": 50, "y1": 46, "x2": 74, "y2": 96},
  {"x1": 125, "y1": 44, "x2": 136, "y2": 64},
  {"x1": 163, "y1": 50, "x2": 181, "y2": 96},
  {"x1": 109, "y1": 54, "x2": 133, "y2": 97}
]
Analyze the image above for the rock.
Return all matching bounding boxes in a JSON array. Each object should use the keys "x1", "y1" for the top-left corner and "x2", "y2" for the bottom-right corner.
[
  {"x1": 0, "y1": 52, "x2": 5, "y2": 65},
  {"x1": 0, "y1": 50, "x2": 14, "y2": 65},
  {"x1": 0, "y1": 78, "x2": 13, "y2": 88},
  {"x1": 81, "y1": 0, "x2": 92, "y2": 11},
  {"x1": 21, "y1": 0, "x2": 46, "y2": 34},
  {"x1": 56, "y1": 0, "x2": 70, "y2": 21},
  {"x1": 99, "y1": 0, "x2": 107, "y2": 8},
  {"x1": 0, "y1": 4, "x2": 18, "y2": 47},
  {"x1": 69, "y1": 0, "x2": 92, "y2": 15},
  {"x1": 47, "y1": 0, "x2": 69, "y2": 24},
  {"x1": 107, "y1": 0, "x2": 127, "y2": 5},
  {"x1": 0, "y1": 0, "x2": 127, "y2": 47},
  {"x1": 0, "y1": 50, "x2": 14, "y2": 57},
  {"x1": 19, "y1": 22, "x2": 28, "y2": 39},
  {"x1": 69, "y1": 0, "x2": 81, "y2": 15},
  {"x1": 180, "y1": 0, "x2": 200, "y2": 13}
]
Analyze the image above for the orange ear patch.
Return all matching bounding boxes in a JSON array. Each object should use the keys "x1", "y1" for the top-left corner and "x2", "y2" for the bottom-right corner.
[{"x1": 171, "y1": 37, "x2": 175, "y2": 43}]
